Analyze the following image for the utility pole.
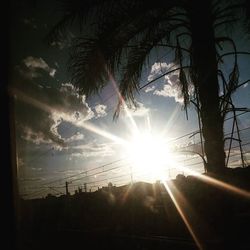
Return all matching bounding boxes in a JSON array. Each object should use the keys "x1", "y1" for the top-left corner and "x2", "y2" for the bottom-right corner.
[
  {"x1": 65, "y1": 181, "x2": 69, "y2": 196},
  {"x1": 84, "y1": 183, "x2": 87, "y2": 192}
]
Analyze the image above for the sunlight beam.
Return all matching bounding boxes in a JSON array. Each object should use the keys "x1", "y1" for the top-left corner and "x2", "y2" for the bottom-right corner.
[
  {"x1": 10, "y1": 88, "x2": 54, "y2": 114},
  {"x1": 11, "y1": 87, "x2": 129, "y2": 147},
  {"x1": 76, "y1": 121, "x2": 128, "y2": 145},
  {"x1": 161, "y1": 104, "x2": 181, "y2": 138},
  {"x1": 177, "y1": 165, "x2": 250, "y2": 199},
  {"x1": 163, "y1": 181, "x2": 203, "y2": 249}
]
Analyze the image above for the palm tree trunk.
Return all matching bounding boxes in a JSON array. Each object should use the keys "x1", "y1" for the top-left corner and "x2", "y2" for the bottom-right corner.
[{"x1": 189, "y1": 1, "x2": 226, "y2": 173}]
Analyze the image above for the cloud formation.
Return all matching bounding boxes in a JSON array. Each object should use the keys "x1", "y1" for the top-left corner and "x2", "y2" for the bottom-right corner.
[
  {"x1": 12, "y1": 73, "x2": 94, "y2": 148},
  {"x1": 12, "y1": 57, "x2": 115, "y2": 167},
  {"x1": 65, "y1": 132, "x2": 85, "y2": 143},
  {"x1": 94, "y1": 104, "x2": 107, "y2": 118},
  {"x1": 147, "y1": 62, "x2": 169, "y2": 81},
  {"x1": 78, "y1": 143, "x2": 114, "y2": 158},
  {"x1": 119, "y1": 100, "x2": 150, "y2": 117},
  {"x1": 129, "y1": 101, "x2": 150, "y2": 117},
  {"x1": 144, "y1": 86, "x2": 155, "y2": 93},
  {"x1": 65, "y1": 141, "x2": 115, "y2": 159},
  {"x1": 147, "y1": 62, "x2": 193, "y2": 104},
  {"x1": 18, "y1": 56, "x2": 56, "y2": 79}
]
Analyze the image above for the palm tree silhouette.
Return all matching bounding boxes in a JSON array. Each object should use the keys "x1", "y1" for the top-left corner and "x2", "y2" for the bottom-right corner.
[{"x1": 49, "y1": 0, "x2": 250, "y2": 174}]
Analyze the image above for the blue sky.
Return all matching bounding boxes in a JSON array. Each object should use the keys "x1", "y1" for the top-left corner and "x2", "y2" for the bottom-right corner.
[{"x1": 10, "y1": 0, "x2": 250, "y2": 198}]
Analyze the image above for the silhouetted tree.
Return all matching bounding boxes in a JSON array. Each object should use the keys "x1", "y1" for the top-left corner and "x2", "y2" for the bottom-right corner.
[{"x1": 49, "y1": 0, "x2": 250, "y2": 174}]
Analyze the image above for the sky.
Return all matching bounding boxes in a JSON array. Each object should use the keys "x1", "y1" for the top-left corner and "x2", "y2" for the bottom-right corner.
[{"x1": 10, "y1": 0, "x2": 250, "y2": 198}]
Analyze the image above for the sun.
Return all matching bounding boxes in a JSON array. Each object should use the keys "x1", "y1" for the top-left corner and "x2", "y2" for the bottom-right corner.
[{"x1": 125, "y1": 131, "x2": 177, "y2": 182}]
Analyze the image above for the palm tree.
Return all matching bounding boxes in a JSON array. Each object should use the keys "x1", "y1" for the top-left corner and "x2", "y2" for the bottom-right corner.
[{"x1": 49, "y1": 0, "x2": 250, "y2": 174}]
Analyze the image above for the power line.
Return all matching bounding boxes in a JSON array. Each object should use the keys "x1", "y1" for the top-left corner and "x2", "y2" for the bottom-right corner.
[
  {"x1": 36, "y1": 158, "x2": 126, "y2": 187},
  {"x1": 23, "y1": 140, "x2": 250, "y2": 198},
  {"x1": 20, "y1": 56, "x2": 250, "y2": 168},
  {"x1": 20, "y1": 109, "x2": 250, "y2": 197},
  {"x1": 69, "y1": 162, "x2": 131, "y2": 183},
  {"x1": 20, "y1": 160, "x2": 131, "y2": 197},
  {"x1": 19, "y1": 52, "x2": 182, "y2": 167},
  {"x1": 21, "y1": 123, "x2": 250, "y2": 197}
]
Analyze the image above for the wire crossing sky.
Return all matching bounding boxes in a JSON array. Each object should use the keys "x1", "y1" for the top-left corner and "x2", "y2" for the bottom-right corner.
[{"x1": 10, "y1": 0, "x2": 250, "y2": 198}]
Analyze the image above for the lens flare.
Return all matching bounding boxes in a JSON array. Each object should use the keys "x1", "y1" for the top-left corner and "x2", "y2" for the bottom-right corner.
[{"x1": 125, "y1": 131, "x2": 178, "y2": 181}]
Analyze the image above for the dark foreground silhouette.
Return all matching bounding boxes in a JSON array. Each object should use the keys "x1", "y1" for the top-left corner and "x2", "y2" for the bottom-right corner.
[{"x1": 16, "y1": 167, "x2": 250, "y2": 250}]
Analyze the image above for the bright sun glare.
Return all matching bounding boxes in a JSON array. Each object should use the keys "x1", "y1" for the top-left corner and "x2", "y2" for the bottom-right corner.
[{"x1": 126, "y1": 131, "x2": 177, "y2": 181}]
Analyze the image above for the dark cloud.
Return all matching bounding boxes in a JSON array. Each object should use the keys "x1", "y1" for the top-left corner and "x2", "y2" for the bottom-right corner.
[{"x1": 11, "y1": 66, "x2": 94, "y2": 148}]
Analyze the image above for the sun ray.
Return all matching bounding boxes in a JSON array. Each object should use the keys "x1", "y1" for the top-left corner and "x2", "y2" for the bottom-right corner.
[
  {"x1": 76, "y1": 121, "x2": 128, "y2": 145},
  {"x1": 176, "y1": 165, "x2": 250, "y2": 199},
  {"x1": 121, "y1": 183, "x2": 134, "y2": 204},
  {"x1": 146, "y1": 114, "x2": 151, "y2": 132},
  {"x1": 161, "y1": 104, "x2": 181, "y2": 138},
  {"x1": 11, "y1": 87, "x2": 129, "y2": 147},
  {"x1": 163, "y1": 181, "x2": 203, "y2": 249},
  {"x1": 10, "y1": 88, "x2": 55, "y2": 114}
]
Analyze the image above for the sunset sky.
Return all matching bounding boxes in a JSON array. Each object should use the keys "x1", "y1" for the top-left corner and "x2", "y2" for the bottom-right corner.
[{"x1": 10, "y1": 0, "x2": 250, "y2": 198}]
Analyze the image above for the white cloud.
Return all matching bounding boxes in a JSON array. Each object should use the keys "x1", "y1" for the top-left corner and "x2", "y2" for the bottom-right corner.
[
  {"x1": 129, "y1": 101, "x2": 150, "y2": 117},
  {"x1": 144, "y1": 86, "x2": 155, "y2": 93},
  {"x1": 49, "y1": 115, "x2": 64, "y2": 143},
  {"x1": 50, "y1": 109, "x2": 94, "y2": 127},
  {"x1": 49, "y1": 109, "x2": 94, "y2": 145},
  {"x1": 70, "y1": 142, "x2": 114, "y2": 158},
  {"x1": 20, "y1": 56, "x2": 56, "y2": 78},
  {"x1": 23, "y1": 57, "x2": 48, "y2": 69},
  {"x1": 147, "y1": 62, "x2": 170, "y2": 81},
  {"x1": 153, "y1": 82, "x2": 184, "y2": 103},
  {"x1": 49, "y1": 68, "x2": 56, "y2": 77},
  {"x1": 95, "y1": 104, "x2": 107, "y2": 118},
  {"x1": 60, "y1": 82, "x2": 76, "y2": 93},
  {"x1": 120, "y1": 101, "x2": 149, "y2": 117},
  {"x1": 21, "y1": 126, "x2": 52, "y2": 145},
  {"x1": 65, "y1": 132, "x2": 84, "y2": 143},
  {"x1": 148, "y1": 62, "x2": 193, "y2": 104}
]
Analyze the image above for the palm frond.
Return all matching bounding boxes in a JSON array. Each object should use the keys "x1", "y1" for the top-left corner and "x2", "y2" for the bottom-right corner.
[
  {"x1": 68, "y1": 5, "x2": 188, "y2": 98},
  {"x1": 174, "y1": 38, "x2": 190, "y2": 114},
  {"x1": 179, "y1": 67, "x2": 190, "y2": 111},
  {"x1": 118, "y1": 22, "x2": 188, "y2": 104},
  {"x1": 213, "y1": 1, "x2": 246, "y2": 31},
  {"x1": 228, "y1": 63, "x2": 239, "y2": 91},
  {"x1": 46, "y1": 12, "x2": 77, "y2": 43},
  {"x1": 69, "y1": 39, "x2": 109, "y2": 96},
  {"x1": 242, "y1": 0, "x2": 250, "y2": 32},
  {"x1": 46, "y1": 0, "x2": 120, "y2": 43}
]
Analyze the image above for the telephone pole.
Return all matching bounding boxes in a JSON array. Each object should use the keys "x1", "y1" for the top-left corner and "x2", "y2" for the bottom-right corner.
[{"x1": 65, "y1": 181, "x2": 70, "y2": 196}]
